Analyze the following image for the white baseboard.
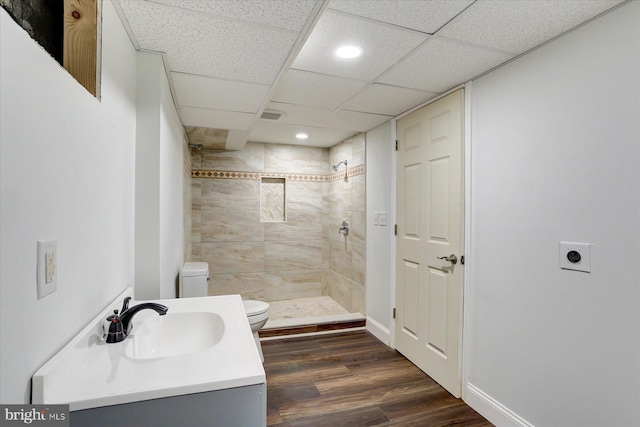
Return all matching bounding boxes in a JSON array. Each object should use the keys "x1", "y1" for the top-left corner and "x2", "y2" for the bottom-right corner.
[
  {"x1": 465, "y1": 383, "x2": 534, "y2": 427},
  {"x1": 366, "y1": 316, "x2": 390, "y2": 345}
]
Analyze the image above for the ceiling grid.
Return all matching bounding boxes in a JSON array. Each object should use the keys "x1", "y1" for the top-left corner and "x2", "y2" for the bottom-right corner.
[{"x1": 115, "y1": 0, "x2": 625, "y2": 148}]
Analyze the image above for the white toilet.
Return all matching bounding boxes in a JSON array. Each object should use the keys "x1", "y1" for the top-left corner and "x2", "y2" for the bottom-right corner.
[
  {"x1": 242, "y1": 299, "x2": 270, "y2": 362},
  {"x1": 180, "y1": 262, "x2": 270, "y2": 362}
]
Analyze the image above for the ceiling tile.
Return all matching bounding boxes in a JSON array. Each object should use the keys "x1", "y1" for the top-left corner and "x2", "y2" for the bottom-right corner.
[
  {"x1": 265, "y1": 102, "x2": 334, "y2": 126},
  {"x1": 292, "y1": 10, "x2": 428, "y2": 81},
  {"x1": 318, "y1": 110, "x2": 393, "y2": 132},
  {"x1": 180, "y1": 107, "x2": 255, "y2": 130},
  {"x1": 272, "y1": 69, "x2": 368, "y2": 109},
  {"x1": 172, "y1": 73, "x2": 270, "y2": 113},
  {"x1": 341, "y1": 83, "x2": 439, "y2": 116},
  {"x1": 250, "y1": 121, "x2": 355, "y2": 147},
  {"x1": 145, "y1": 0, "x2": 320, "y2": 31},
  {"x1": 328, "y1": 0, "x2": 473, "y2": 34},
  {"x1": 118, "y1": 1, "x2": 298, "y2": 84},
  {"x1": 439, "y1": 0, "x2": 624, "y2": 54},
  {"x1": 378, "y1": 36, "x2": 514, "y2": 93}
]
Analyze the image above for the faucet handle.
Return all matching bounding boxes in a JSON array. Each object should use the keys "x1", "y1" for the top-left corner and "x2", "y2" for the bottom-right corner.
[
  {"x1": 120, "y1": 297, "x2": 131, "y2": 313},
  {"x1": 104, "y1": 309, "x2": 126, "y2": 343}
]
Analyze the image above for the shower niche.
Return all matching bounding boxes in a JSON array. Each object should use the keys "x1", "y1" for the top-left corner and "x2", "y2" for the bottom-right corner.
[{"x1": 260, "y1": 177, "x2": 286, "y2": 222}]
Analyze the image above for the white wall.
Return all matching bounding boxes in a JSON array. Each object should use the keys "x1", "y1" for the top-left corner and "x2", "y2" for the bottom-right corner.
[
  {"x1": 466, "y1": 2, "x2": 640, "y2": 426},
  {"x1": 135, "y1": 52, "x2": 162, "y2": 301},
  {"x1": 135, "y1": 52, "x2": 185, "y2": 300},
  {"x1": 0, "y1": 2, "x2": 137, "y2": 403},
  {"x1": 365, "y1": 121, "x2": 394, "y2": 343},
  {"x1": 159, "y1": 65, "x2": 185, "y2": 299}
]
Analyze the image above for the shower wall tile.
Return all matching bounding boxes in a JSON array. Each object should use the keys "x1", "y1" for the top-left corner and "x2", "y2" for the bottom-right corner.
[
  {"x1": 200, "y1": 242, "x2": 265, "y2": 274},
  {"x1": 326, "y1": 269, "x2": 352, "y2": 312},
  {"x1": 192, "y1": 242, "x2": 201, "y2": 258},
  {"x1": 322, "y1": 181, "x2": 330, "y2": 212},
  {"x1": 201, "y1": 179, "x2": 260, "y2": 210},
  {"x1": 351, "y1": 174, "x2": 366, "y2": 212},
  {"x1": 264, "y1": 211, "x2": 322, "y2": 242},
  {"x1": 351, "y1": 281, "x2": 365, "y2": 314},
  {"x1": 192, "y1": 208, "x2": 202, "y2": 244},
  {"x1": 200, "y1": 141, "x2": 264, "y2": 172},
  {"x1": 329, "y1": 140, "x2": 351, "y2": 171},
  {"x1": 287, "y1": 181, "x2": 324, "y2": 211},
  {"x1": 191, "y1": 179, "x2": 202, "y2": 210},
  {"x1": 329, "y1": 240, "x2": 352, "y2": 280},
  {"x1": 184, "y1": 162, "x2": 192, "y2": 261},
  {"x1": 264, "y1": 270, "x2": 324, "y2": 301},
  {"x1": 265, "y1": 240, "x2": 323, "y2": 271},
  {"x1": 350, "y1": 210, "x2": 366, "y2": 249},
  {"x1": 351, "y1": 244, "x2": 366, "y2": 286},
  {"x1": 349, "y1": 133, "x2": 366, "y2": 166},
  {"x1": 321, "y1": 237, "x2": 330, "y2": 269},
  {"x1": 191, "y1": 151, "x2": 202, "y2": 169},
  {"x1": 341, "y1": 177, "x2": 354, "y2": 212},
  {"x1": 264, "y1": 144, "x2": 328, "y2": 175},
  {"x1": 322, "y1": 213, "x2": 331, "y2": 240},
  {"x1": 209, "y1": 272, "x2": 266, "y2": 300},
  {"x1": 201, "y1": 209, "x2": 263, "y2": 242},
  {"x1": 328, "y1": 182, "x2": 345, "y2": 212}
]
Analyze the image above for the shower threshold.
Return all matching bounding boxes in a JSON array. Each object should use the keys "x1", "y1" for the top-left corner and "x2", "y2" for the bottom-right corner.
[{"x1": 259, "y1": 296, "x2": 365, "y2": 339}]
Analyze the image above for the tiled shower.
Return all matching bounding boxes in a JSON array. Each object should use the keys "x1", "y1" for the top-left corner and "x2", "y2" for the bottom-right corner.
[{"x1": 187, "y1": 134, "x2": 366, "y2": 325}]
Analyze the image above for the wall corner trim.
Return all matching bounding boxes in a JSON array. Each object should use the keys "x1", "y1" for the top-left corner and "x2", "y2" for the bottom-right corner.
[{"x1": 464, "y1": 383, "x2": 535, "y2": 427}]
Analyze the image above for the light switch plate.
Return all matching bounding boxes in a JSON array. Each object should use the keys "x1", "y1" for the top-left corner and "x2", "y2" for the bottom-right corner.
[
  {"x1": 373, "y1": 212, "x2": 379, "y2": 226},
  {"x1": 37, "y1": 239, "x2": 57, "y2": 299},
  {"x1": 559, "y1": 241, "x2": 591, "y2": 273},
  {"x1": 379, "y1": 212, "x2": 388, "y2": 226}
]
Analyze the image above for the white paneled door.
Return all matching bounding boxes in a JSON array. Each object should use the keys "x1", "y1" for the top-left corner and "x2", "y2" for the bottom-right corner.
[{"x1": 395, "y1": 89, "x2": 464, "y2": 397}]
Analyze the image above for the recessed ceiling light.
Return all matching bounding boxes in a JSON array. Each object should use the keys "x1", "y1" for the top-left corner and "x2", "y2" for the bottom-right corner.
[
  {"x1": 335, "y1": 45, "x2": 362, "y2": 59},
  {"x1": 296, "y1": 133, "x2": 309, "y2": 140}
]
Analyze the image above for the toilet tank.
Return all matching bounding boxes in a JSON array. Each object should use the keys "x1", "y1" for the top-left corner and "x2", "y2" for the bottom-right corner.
[{"x1": 180, "y1": 262, "x2": 209, "y2": 298}]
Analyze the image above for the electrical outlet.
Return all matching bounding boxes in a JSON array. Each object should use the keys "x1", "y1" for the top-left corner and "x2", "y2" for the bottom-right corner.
[
  {"x1": 45, "y1": 251, "x2": 55, "y2": 283},
  {"x1": 37, "y1": 239, "x2": 57, "y2": 299},
  {"x1": 559, "y1": 241, "x2": 591, "y2": 273}
]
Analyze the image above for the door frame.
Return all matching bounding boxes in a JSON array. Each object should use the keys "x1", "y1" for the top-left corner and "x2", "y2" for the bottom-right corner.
[{"x1": 389, "y1": 82, "x2": 473, "y2": 399}]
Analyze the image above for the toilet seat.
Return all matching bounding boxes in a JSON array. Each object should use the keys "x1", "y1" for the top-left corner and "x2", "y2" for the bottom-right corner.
[{"x1": 243, "y1": 300, "x2": 269, "y2": 317}]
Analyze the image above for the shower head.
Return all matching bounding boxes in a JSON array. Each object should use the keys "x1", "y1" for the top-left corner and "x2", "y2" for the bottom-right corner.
[
  {"x1": 189, "y1": 144, "x2": 203, "y2": 150},
  {"x1": 332, "y1": 160, "x2": 347, "y2": 172}
]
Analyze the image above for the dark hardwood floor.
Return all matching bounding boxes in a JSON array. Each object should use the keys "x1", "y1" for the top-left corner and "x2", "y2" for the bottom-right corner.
[{"x1": 262, "y1": 331, "x2": 492, "y2": 426}]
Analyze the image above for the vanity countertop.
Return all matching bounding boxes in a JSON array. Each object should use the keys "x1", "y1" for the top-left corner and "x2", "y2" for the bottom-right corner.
[{"x1": 32, "y1": 289, "x2": 265, "y2": 411}]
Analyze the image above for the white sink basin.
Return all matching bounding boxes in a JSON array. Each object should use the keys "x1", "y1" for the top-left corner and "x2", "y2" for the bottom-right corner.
[
  {"x1": 32, "y1": 291, "x2": 265, "y2": 411},
  {"x1": 125, "y1": 312, "x2": 225, "y2": 360}
]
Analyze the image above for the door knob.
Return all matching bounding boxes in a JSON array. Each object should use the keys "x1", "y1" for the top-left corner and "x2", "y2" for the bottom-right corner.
[{"x1": 437, "y1": 254, "x2": 457, "y2": 265}]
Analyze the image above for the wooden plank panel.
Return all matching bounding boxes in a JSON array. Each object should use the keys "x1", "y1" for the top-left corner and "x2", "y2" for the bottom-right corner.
[{"x1": 64, "y1": 0, "x2": 97, "y2": 95}]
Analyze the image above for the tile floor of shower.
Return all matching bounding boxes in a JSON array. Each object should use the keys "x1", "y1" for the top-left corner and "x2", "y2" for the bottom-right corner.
[{"x1": 263, "y1": 296, "x2": 365, "y2": 332}]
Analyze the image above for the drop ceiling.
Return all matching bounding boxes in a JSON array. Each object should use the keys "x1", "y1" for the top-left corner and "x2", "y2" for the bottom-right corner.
[{"x1": 115, "y1": 0, "x2": 624, "y2": 149}]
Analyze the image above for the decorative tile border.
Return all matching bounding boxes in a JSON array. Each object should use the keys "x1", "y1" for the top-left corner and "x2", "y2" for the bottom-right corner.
[
  {"x1": 327, "y1": 164, "x2": 365, "y2": 182},
  {"x1": 192, "y1": 164, "x2": 365, "y2": 182}
]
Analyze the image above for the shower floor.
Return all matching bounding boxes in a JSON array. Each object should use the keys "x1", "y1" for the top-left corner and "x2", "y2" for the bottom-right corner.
[{"x1": 263, "y1": 296, "x2": 365, "y2": 335}]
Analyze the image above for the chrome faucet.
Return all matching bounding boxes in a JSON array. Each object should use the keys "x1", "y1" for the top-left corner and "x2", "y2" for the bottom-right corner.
[{"x1": 104, "y1": 296, "x2": 168, "y2": 343}]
